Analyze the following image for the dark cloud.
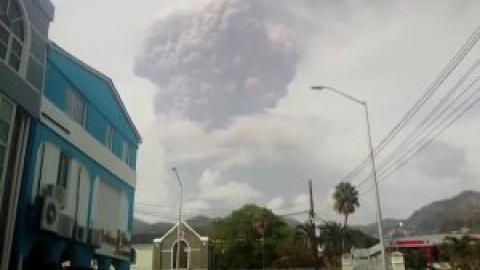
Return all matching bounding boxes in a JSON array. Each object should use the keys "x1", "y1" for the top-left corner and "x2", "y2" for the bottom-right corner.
[{"x1": 135, "y1": 0, "x2": 299, "y2": 128}]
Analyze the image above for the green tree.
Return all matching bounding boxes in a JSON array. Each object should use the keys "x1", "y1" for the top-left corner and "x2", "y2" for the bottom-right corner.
[
  {"x1": 439, "y1": 235, "x2": 480, "y2": 270},
  {"x1": 318, "y1": 221, "x2": 343, "y2": 269},
  {"x1": 333, "y1": 182, "x2": 359, "y2": 229},
  {"x1": 208, "y1": 204, "x2": 295, "y2": 269},
  {"x1": 333, "y1": 182, "x2": 359, "y2": 253},
  {"x1": 317, "y1": 221, "x2": 377, "y2": 270},
  {"x1": 274, "y1": 224, "x2": 315, "y2": 268}
]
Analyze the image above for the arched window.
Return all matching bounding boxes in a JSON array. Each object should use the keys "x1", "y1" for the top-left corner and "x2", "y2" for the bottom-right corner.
[
  {"x1": 172, "y1": 240, "x2": 189, "y2": 269},
  {"x1": 0, "y1": 0, "x2": 24, "y2": 72}
]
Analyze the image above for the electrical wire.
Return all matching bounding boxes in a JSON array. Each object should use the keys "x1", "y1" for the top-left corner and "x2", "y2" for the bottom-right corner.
[
  {"x1": 342, "y1": 24, "x2": 480, "y2": 187},
  {"x1": 355, "y1": 63, "x2": 480, "y2": 190},
  {"x1": 359, "y1": 96, "x2": 480, "y2": 196}
]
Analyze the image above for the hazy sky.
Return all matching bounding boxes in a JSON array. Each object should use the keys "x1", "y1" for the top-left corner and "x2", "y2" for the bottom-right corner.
[{"x1": 49, "y1": 0, "x2": 480, "y2": 225}]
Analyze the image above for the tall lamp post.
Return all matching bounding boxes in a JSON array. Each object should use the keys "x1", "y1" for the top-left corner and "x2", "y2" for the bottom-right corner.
[
  {"x1": 172, "y1": 167, "x2": 183, "y2": 270},
  {"x1": 310, "y1": 85, "x2": 388, "y2": 270}
]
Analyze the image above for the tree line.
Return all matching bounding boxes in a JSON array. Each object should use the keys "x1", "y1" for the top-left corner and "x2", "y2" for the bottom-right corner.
[{"x1": 207, "y1": 181, "x2": 370, "y2": 269}]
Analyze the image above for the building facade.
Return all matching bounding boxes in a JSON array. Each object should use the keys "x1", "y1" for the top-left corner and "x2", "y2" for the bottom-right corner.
[
  {"x1": 153, "y1": 222, "x2": 210, "y2": 270},
  {"x1": 11, "y1": 41, "x2": 141, "y2": 270},
  {"x1": 131, "y1": 244, "x2": 153, "y2": 270},
  {"x1": 0, "y1": 0, "x2": 54, "y2": 269}
]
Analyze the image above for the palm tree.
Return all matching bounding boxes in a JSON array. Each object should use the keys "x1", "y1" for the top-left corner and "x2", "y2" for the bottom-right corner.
[
  {"x1": 333, "y1": 182, "x2": 359, "y2": 253},
  {"x1": 333, "y1": 182, "x2": 359, "y2": 230}
]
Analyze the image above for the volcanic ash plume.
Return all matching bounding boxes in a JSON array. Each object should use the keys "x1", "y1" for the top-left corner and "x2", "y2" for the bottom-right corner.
[{"x1": 135, "y1": 0, "x2": 299, "y2": 128}]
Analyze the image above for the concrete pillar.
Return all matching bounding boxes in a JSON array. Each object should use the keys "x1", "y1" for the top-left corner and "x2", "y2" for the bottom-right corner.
[{"x1": 390, "y1": 252, "x2": 405, "y2": 270}]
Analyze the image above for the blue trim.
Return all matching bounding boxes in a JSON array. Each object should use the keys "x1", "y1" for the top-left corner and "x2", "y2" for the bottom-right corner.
[
  {"x1": 44, "y1": 59, "x2": 138, "y2": 169},
  {"x1": 85, "y1": 101, "x2": 109, "y2": 145},
  {"x1": 13, "y1": 121, "x2": 41, "y2": 255},
  {"x1": 14, "y1": 122, "x2": 134, "y2": 258},
  {"x1": 13, "y1": 41, "x2": 139, "y2": 268},
  {"x1": 44, "y1": 61, "x2": 68, "y2": 111},
  {"x1": 47, "y1": 47, "x2": 140, "y2": 145},
  {"x1": 112, "y1": 131, "x2": 123, "y2": 160}
]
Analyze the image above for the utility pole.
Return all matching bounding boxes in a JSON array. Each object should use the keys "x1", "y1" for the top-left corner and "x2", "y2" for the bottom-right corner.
[
  {"x1": 311, "y1": 85, "x2": 388, "y2": 270},
  {"x1": 309, "y1": 180, "x2": 319, "y2": 270}
]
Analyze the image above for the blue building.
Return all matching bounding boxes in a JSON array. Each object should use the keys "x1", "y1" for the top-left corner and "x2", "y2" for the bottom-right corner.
[
  {"x1": 0, "y1": 0, "x2": 54, "y2": 269},
  {"x1": 11, "y1": 42, "x2": 142, "y2": 270}
]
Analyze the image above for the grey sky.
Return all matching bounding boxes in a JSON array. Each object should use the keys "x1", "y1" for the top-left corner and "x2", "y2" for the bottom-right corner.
[{"x1": 50, "y1": 0, "x2": 480, "y2": 224}]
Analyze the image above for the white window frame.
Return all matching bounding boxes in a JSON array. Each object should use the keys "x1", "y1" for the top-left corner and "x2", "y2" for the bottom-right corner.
[
  {"x1": 171, "y1": 239, "x2": 190, "y2": 270},
  {"x1": 66, "y1": 89, "x2": 86, "y2": 127},
  {"x1": 0, "y1": 0, "x2": 25, "y2": 72}
]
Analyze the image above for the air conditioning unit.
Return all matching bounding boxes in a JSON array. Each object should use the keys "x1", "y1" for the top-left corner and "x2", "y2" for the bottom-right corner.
[
  {"x1": 74, "y1": 224, "x2": 88, "y2": 243},
  {"x1": 88, "y1": 228, "x2": 102, "y2": 248},
  {"x1": 42, "y1": 184, "x2": 67, "y2": 209},
  {"x1": 57, "y1": 214, "x2": 74, "y2": 238},
  {"x1": 40, "y1": 196, "x2": 60, "y2": 233}
]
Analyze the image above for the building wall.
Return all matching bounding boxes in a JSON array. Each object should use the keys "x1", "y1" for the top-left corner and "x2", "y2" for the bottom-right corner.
[
  {"x1": 0, "y1": 0, "x2": 53, "y2": 116},
  {"x1": 44, "y1": 47, "x2": 139, "y2": 168},
  {"x1": 132, "y1": 244, "x2": 153, "y2": 270},
  {"x1": 0, "y1": 0, "x2": 54, "y2": 269},
  {"x1": 15, "y1": 119, "x2": 136, "y2": 261},
  {"x1": 12, "y1": 42, "x2": 141, "y2": 270},
  {"x1": 153, "y1": 224, "x2": 209, "y2": 270}
]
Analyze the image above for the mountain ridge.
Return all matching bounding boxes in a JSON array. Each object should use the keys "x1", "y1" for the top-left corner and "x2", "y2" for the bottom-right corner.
[
  {"x1": 356, "y1": 190, "x2": 480, "y2": 237},
  {"x1": 133, "y1": 190, "x2": 480, "y2": 242}
]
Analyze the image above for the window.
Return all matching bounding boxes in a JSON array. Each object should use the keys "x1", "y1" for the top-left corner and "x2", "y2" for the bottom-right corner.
[
  {"x1": 95, "y1": 180, "x2": 128, "y2": 231},
  {"x1": 172, "y1": 240, "x2": 189, "y2": 269},
  {"x1": 56, "y1": 152, "x2": 70, "y2": 188},
  {"x1": 122, "y1": 141, "x2": 130, "y2": 165},
  {"x1": 0, "y1": 0, "x2": 24, "y2": 72},
  {"x1": 67, "y1": 89, "x2": 86, "y2": 126},
  {"x1": 105, "y1": 124, "x2": 114, "y2": 150}
]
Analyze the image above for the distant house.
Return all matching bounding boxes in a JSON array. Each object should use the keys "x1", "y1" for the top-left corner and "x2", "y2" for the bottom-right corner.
[
  {"x1": 131, "y1": 243, "x2": 153, "y2": 270},
  {"x1": 153, "y1": 221, "x2": 210, "y2": 270}
]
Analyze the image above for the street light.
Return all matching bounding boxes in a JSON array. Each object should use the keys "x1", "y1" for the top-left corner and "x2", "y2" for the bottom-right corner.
[
  {"x1": 310, "y1": 85, "x2": 388, "y2": 270},
  {"x1": 172, "y1": 167, "x2": 183, "y2": 270}
]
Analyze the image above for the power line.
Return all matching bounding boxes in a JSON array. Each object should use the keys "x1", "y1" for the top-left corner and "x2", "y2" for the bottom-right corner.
[
  {"x1": 135, "y1": 202, "x2": 227, "y2": 215},
  {"x1": 342, "y1": 24, "x2": 480, "y2": 187},
  {"x1": 312, "y1": 25, "x2": 480, "y2": 226},
  {"x1": 136, "y1": 202, "x2": 313, "y2": 222},
  {"x1": 314, "y1": 80, "x2": 480, "y2": 221},
  {"x1": 359, "y1": 96, "x2": 480, "y2": 196},
  {"x1": 363, "y1": 81, "x2": 480, "y2": 191},
  {"x1": 134, "y1": 209, "x2": 197, "y2": 221},
  {"x1": 355, "y1": 62, "x2": 480, "y2": 190},
  {"x1": 275, "y1": 210, "x2": 309, "y2": 217}
]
